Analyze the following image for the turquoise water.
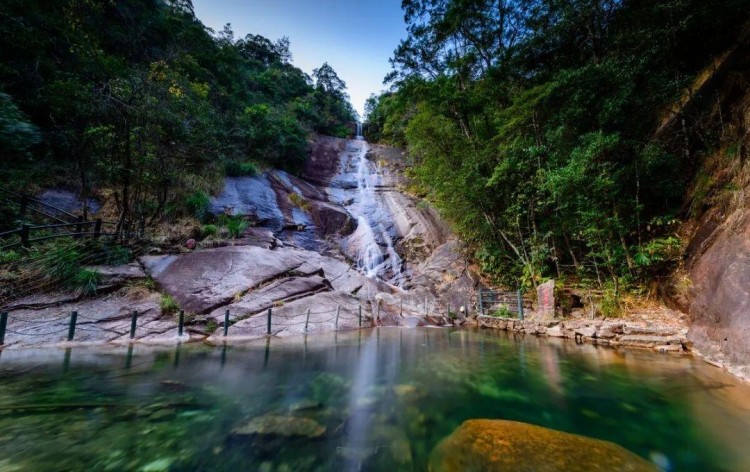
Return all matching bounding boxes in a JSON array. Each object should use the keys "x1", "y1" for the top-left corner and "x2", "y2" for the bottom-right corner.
[{"x1": 0, "y1": 328, "x2": 749, "y2": 471}]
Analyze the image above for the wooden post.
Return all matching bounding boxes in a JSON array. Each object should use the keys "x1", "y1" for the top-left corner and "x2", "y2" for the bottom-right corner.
[
  {"x1": 267, "y1": 308, "x2": 272, "y2": 335},
  {"x1": 0, "y1": 312, "x2": 7, "y2": 345},
  {"x1": 400, "y1": 299, "x2": 403, "y2": 317},
  {"x1": 224, "y1": 310, "x2": 230, "y2": 337},
  {"x1": 129, "y1": 310, "x2": 138, "y2": 339},
  {"x1": 335, "y1": 305, "x2": 341, "y2": 331},
  {"x1": 74, "y1": 216, "x2": 83, "y2": 239},
  {"x1": 20, "y1": 224, "x2": 30, "y2": 248},
  {"x1": 178, "y1": 310, "x2": 185, "y2": 336},
  {"x1": 304, "y1": 308, "x2": 311, "y2": 333},
  {"x1": 93, "y1": 219, "x2": 102, "y2": 239},
  {"x1": 358, "y1": 305, "x2": 362, "y2": 327},
  {"x1": 67, "y1": 311, "x2": 78, "y2": 341},
  {"x1": 19, "y1": 195, "x2": 28, "y2": 219}
]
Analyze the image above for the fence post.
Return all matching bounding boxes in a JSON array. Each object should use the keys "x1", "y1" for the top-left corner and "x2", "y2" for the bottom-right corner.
[
  {"x1": 20, "y1": 224, "x2": 30, "y2": 248},
  {"x1": 335, "y1": 305, "x2": 341, "y2": 331},
  {"x1": 0, "y1": 312, "x2": 7, "y2": 345},
  {"x1": 67, "y1": 311, "x2": 78, "y2": 341},
  {"x1": 74, "y1": 216, "x2": 83, "y2": 239},
  {"x1": 400, "y1": 299, "x2": 403, "y2": 317},
  {"x1": 19, "y1": 195, "x2": 28, "y2": 219},
  {"x1": 93, "y1": 219, "x2": 102, "y2": 239},
  {"x1": 267, "y1": 308, "x2": 272, "y2": 335},
  {"x1": 358, "y1": 305, "x2": 362, "y2": 327},
  {"x1": 517, "y1": 289, "x2": 524, "y2": 321},
  {"x1": 129, "y1": 310, "x2": 138, "y2": 339},
  {"x1": 224, "y1": 310, "x2": 230, "y2": 337},
  {"x1": 305, "y1": 308, "x2": 311, "y2": 333},
  {"x1": 178, "y1": 310, "x2": 185, "y2": 337}
]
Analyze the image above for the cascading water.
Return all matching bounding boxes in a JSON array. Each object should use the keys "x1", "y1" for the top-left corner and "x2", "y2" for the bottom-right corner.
[
  {"x1": 356, "y1": 122, "x2": 363, "y2": 139},
  {"x1": 348, "y1": 138, "x2": 404, "y2": 283}
]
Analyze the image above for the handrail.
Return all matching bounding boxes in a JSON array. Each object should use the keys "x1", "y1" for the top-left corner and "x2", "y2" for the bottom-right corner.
[{"x1": 0, "y1": 187, "x2": 78, "y2": 220}]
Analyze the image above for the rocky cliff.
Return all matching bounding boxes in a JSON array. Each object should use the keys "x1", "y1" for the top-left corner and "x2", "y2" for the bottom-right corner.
[{"x1": 662, "y1": 27, "x2": 750, "y2": 380}]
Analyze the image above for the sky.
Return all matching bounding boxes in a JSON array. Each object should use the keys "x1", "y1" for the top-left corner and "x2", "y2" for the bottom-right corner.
[{"x1": 192, "y1": 0, "x2": 407, "y2": 118}]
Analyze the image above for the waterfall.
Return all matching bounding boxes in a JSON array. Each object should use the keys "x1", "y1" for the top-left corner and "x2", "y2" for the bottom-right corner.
[
  {"x1": 349, "y1": 140, "x2": 404, "y2": 283},
  {"x1": 356, "y1": 122, "x2": 363, "y2": 139}
]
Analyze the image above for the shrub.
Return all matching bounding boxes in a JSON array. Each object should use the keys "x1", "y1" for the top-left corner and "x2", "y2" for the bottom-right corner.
[
  {"x1": 160, "y1": 294, "x2": 180, "y2": 316},
  {"x1": 0, "y1": 250, "x2": 20, "y2": 264},
  {"x1": 73, "y1": 269, "x2": 101, "y2": 297},
  {"x1": 103, "y1": 245, "x2": 132, "y2": 265},
  {"x1": 202, "y1": 224, "x2": 218, "y2": 238},
  {"x1": 219, "y1": 215, "x2": 249, "y2": 239},
  {"x1": 489, "y1": 305, "x2": 514, "y2": 318},
  {"x1": 186, "y1": 190, "x2": 211, "y2": 221},
  {"x1": 599, "y1": 290, "x2": 622, "y2": 318},
  {"x1": 224, "y1": 161, "x2": 259, "y2": 177}
]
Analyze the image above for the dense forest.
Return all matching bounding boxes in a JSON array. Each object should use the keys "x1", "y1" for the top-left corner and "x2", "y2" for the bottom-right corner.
[
  {"x1": 365, "y1": 0, "x2": 750, "y2": 303},
  {"x1": 0, "y1": 0, "x2": 355, "y2": 231}
]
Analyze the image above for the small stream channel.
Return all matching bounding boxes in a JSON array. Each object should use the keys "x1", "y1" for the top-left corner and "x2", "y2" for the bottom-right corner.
[{"x1": 0, "y1": 328, "x2": 749, "y2": 471}]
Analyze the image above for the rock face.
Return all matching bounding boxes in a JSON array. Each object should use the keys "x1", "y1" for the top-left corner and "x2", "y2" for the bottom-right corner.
[
  {"x1": 429, "y1": 419, "x2": 656, "y2": 472},
  {"x1": 667, "y1": 208, "x2": 750, "y2": 379},
  {"x1": 3, "y1": 136, "x2": 477, "y2": 347}
]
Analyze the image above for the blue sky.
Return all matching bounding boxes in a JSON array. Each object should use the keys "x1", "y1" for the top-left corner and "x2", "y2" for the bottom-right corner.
[{"x1": 192, "y1": 0, "x2": 407, "y2": 118}]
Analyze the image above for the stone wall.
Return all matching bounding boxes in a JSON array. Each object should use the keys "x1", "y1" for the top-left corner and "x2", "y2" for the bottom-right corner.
[{"x1": 477, "y1": 315, "x2": 689, "y2": 353}]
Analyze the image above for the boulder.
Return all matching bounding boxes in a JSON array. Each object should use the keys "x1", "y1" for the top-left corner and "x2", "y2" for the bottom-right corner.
[
  {"x1": 429, "y1": 419, "x2": 656, "y2": 472},
  {"x1": 87, "y1": 263, "x2": 146, "y2": 287},
  {"x1": 232, "y1": 415, "x2": 326, "y2": 439}
]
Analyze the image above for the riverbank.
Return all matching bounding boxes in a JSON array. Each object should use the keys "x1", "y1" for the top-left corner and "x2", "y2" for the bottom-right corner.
[{"x1": 476, "y1": 313, "x2": 750, "y2": 383}]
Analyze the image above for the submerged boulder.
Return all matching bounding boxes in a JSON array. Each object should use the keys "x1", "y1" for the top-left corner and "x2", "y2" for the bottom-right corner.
[
  {"x1": 232, "y1": 415, "x2": 326, "y2": 439},
  {"x1": 429, "y1": 419, "x2": 656, "y2": 472}
]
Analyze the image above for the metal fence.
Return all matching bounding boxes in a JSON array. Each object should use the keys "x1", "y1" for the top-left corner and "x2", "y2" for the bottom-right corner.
[
  {"x1": 478, "y1": 289, "x2": 530, "y2": 320},
  {"x1": 0, "y1": 303, "x2": 375, "y2": 347}
]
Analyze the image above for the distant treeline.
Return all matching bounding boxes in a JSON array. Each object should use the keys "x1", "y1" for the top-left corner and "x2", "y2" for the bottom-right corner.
[
  {"x1": 0, "y1": 0, "x2": 355, "y2": 228},
  {"x1": 365, "y1": 0, "x2": 748, "y2": 298}
]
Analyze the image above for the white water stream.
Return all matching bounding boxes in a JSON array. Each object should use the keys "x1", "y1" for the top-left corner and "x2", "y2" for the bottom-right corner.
[{"x1": 349, "y1": 128, "x2": 404, "y2": 283}]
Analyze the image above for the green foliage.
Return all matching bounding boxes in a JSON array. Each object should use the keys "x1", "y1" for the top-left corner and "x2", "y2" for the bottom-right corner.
[
  {"x1": 224, "y1": 161, "x2": 259, "y2": 177},
  {"x1": 488, "y1": 305, "x2": 514, "y2": 319},
  {"x1": 368, "y1": 0, "x2": 748, "y2": 287},
  {"x1": 0, "y1": 250, "x2": 20, "y2": 264},
  {"x1": 599, "y1": 289, "x2": 622, "y2": 319},
  {"x1": 73, "y1": 269, "x2": 101, "y2": 297},
  {"x1": 201, "y1": 224, "x2": 219, "y2": 238},
  {"x1": 0, "y1": 0, "x2": 354, "y2": 224},
  {"x1": 219, "y1": 215, "x2": 250, "y2": 239},
  {"x1": 160, "y1": 294, "x2": 180, "y2": 316},
  {"x1": 186, "y1": 191, "x2": 211, "y2": 221}
]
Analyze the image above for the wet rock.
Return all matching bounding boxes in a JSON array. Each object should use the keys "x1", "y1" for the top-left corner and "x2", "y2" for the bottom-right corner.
[
  {"x1": 210, "y1": 175, "x2": 285, "y2": 230},
  {"x1": 207, "y1": 275, "x2": 332, "y2": 324},
  {"x1": 289, "y1": 400, "x2": 323, "y2": 412},
  {"x1": 232, "y1": 415, "x2": 326, "y2": 439},
  {"x1": 429, "y1": 419, "x2": 657, "y2": 472},
  {"x1": 37, "y1": 188, "x2": 101, "y2": 215},
  {"x1": 2, "y1": 292, "x2": 180, "y2": 346},
  {"x1": 87, "y1": 263, "x2": 146, "y2": 287},
  {"x1": 575, "y1": 326, "x2": 597, "y2": 338}
]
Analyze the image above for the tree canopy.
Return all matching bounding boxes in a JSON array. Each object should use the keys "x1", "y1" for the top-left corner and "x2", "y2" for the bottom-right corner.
[
  {"x1": 366, "y1": 0, "x2": 749, "y2": 296},
  {"x1": 0, "y1": 0, "x2": 355, "y2": 228}
]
